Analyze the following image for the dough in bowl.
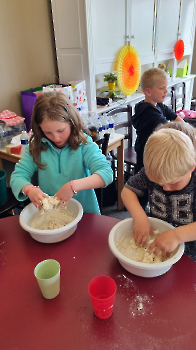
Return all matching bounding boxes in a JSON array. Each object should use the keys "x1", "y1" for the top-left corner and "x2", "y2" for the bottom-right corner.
[
  {"x1": 116, "y1": 230, "x2": 176, "y2": 264},
  {"x1": 30, "y1": 197, "x2": 75, "y2": 230}
]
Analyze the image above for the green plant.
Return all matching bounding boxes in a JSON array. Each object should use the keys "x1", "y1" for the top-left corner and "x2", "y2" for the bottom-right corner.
[{"x1": 103, "y1": 72, "x2": 117, "y2": 83}]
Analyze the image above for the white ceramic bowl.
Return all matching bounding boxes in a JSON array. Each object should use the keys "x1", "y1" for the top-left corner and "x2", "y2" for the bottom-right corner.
[
  {"x1": 108, "y1": 217, "x2": 184, "y2": 278},
  {"x1": 19, "y1": 198, "x2": 83, "y2": 243}
]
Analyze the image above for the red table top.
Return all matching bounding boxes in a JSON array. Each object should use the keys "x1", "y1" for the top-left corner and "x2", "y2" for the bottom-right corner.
[{"x1": 1, "y1": 214, "x2": 196, "y2": 350}]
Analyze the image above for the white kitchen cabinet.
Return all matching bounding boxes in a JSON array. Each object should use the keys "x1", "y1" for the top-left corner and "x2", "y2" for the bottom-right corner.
[
  {"x1": 51, "y1": 0, "x2": 87, "y2": 82},
  {"x1": 127, "y1": 0, "x2": 156, "y2": 64},
  {"x1": 92, "y1": 0, "x2": 126, "y2": 75},
  {"x1": 179, "y1": 0, "x2": 196, "y2": 54},
  {"x1": 155, "y1": 0, "x2": 181, "y2": 61},
  {"x1": 92, "y1": 0, "x2": 156, "y2": 74},
  {"x1": 155, "y1": 0, "x2": 196, "y2": 80},
  {"x1": 51, "y1": 0, "x2": 196, "y2": 113},
  {"x1": 51, "y1": 0, "x2": 97, "y2": 110},
  {"x1": 155, "y1": 0, "x2": 196, "y2": 61}
]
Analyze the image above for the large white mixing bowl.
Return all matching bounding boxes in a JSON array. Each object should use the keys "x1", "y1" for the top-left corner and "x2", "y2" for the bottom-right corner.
[
  {"x1": 108, "y1": 217, "x2": 184, "y2": 278},
  {"x1": 19, "y1": 198, "x2": 83, "y2": 243}
]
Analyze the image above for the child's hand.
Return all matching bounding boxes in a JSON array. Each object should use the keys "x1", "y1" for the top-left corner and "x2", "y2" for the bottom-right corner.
[
  {"x1": 54, "y1": 182, "x2": 73, "y2": 207},
  {"x1": 148, "y1": 230, "x2": 180, "y2": 257},
  {"x1": 133, "y1": 214, "x2": 153, "y2": 246},
  {"x1": 28, "y1": 188, "x2": 48, "y2": 210}
]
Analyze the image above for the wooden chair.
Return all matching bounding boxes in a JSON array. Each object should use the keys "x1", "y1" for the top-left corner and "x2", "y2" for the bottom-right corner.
[
  {"x1": 94, "y1": 133, "x2": 112, "y2": 213},
  {"x1": 165, "y1": 90, "x2": 174, "y2": 110},
  {"x1": 107, "y1": 105, "x2": 137, "y2": 180},
  {"x1": 95, "y1": 132, "x2": 110, "y2": 156},
  {"x1": 172, "y1": 82, "x2": 185, "y2": 112}
]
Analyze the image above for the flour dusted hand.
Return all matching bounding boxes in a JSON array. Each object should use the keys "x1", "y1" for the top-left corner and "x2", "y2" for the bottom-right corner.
[
  {"x1": 148, "y1": 229, "x2": 181, "y2": 257},
  {"x1": 133, "y1": 212, "x2": 153, "y2": 246},
  {"x1": 25, "y1": 186, "x2": 48, "y2": 209},
  {"x1": 117, "y1": 230, "x2": 177, "y2": 263},
  {"x1": 40, "y1": 196, "x2": 60, "y2": 213},
  {"x1": 54, "y1": 182, "x2": 74, "y2": 208}
]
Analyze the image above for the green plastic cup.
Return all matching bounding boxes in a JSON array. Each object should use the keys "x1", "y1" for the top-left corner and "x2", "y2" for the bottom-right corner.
[{"x1": 34, "y1": 259, "x2": 60, "y2": 299}]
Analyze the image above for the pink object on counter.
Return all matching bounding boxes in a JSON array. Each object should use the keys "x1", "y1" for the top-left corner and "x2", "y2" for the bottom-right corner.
[
  {"x1": 0, "y1": 109, "x2": 25, "y2": 126},
  {"x1": 177, "y1": 109, "x2": 196, "y2": 119}
]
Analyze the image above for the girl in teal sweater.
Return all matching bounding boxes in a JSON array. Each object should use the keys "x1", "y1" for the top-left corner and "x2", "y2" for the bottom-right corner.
[{"x1": 10, "y1": 92, "x2": 113, "y2": 214}]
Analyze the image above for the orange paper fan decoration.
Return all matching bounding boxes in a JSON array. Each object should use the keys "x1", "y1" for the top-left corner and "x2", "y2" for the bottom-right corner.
[
  {"x1": 174, "y1": 40, "x2": 185, "y2": 61},
  {"x1": 117, "y1": 45, "x2": 141, "y2": 95}
]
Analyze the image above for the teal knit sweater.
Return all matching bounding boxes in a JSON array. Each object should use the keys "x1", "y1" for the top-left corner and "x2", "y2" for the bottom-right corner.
[{"x1": 10, "y1": 135, "x2": 113, "y2": 214}]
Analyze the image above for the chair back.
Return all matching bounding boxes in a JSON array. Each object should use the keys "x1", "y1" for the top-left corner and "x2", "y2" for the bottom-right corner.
[
  {"x1": 172, "y1": 82, "x2": 185, "y2": 112},
  {"x1": 94, "y1": 132, "x2": 111, "y2": 213},
  {"x1": 165, "y1": 90, "x2": 174, "y2": 110},
  {"x1": 107, "y1": 105, "x2": 133, "y2": 147},
  {"x1": 107, "y1": 105, "x2": 137, "y2": 178},
  {"x1": 95, "y1": 132, "x2": 110, "y2": 156}
]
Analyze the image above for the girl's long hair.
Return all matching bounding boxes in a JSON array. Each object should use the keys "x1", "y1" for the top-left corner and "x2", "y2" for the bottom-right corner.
[{"x1": 29, "y1": 91, "x2": 88, "y2": 169}]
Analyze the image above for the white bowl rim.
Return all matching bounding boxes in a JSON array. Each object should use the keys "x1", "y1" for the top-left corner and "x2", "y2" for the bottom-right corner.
[
  {"x1": 19, "y1": 198, "x2": 83, "y2": 235},
  {"x1": 108, "y1": 217, "x2": 185, "y2": 270}
]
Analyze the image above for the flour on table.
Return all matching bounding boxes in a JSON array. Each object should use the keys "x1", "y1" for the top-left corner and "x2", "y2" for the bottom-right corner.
[
  {"x1": 30, "y1": 197, "x2": 75, "y2": 230},
  {"x1": 117, "y1": 230, "x2": 176, "y2": 263}
]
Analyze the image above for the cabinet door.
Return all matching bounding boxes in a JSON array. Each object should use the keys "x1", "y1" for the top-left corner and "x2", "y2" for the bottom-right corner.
[
  {"x1": 128, "y1": 0, "x2": 156, "y2": 64},
  {"x1": 179, "y1": 0, "x2": 196, "y2": 54},
  {"x1": 51, "y1": 0, "x2": 86, "y2": 82},
  {"x1": 92, "y1": 0, "x2": 126, "y2": 74},
  {"x1": 156, "y1": 0, "x2": 181, "y2": 59}
]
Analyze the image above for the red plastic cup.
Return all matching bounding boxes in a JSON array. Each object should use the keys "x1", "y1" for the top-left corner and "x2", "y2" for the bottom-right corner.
[{"x1": 88, "y1": 276, "x2": 117, "y2": 319}]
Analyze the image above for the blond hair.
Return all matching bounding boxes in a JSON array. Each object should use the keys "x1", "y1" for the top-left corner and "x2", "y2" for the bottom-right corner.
[
  {"x1": 156, "y1": 121, "x2": 195, "y2": 145},
  {"x1": 140, "y1": 68, "x2": 168, "y2": 93},
  {"x1": 144, "y1": 128, "x2": 196, "y2": 184}
]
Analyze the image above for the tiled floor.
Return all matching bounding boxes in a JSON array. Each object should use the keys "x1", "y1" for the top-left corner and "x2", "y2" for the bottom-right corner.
[{"x1": 101, "y1": 202, "x2": 130, "y2": 220}]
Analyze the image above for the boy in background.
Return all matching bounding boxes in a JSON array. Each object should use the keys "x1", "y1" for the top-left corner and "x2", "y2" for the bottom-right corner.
[
  {"x1": 132, "y1": 68, "x2": 183, "y2": 171},
  {"x1": 121, "y1": 128, "x2": 196, "y2": 261}
]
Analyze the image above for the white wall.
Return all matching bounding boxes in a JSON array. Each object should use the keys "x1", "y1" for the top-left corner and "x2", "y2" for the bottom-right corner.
[
  {"x1": 0, "y1": 0, "x2": 58, "y2": 185},
  {"x1": 0, "y1": 0, "x2": 58, "y2": 117}
]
